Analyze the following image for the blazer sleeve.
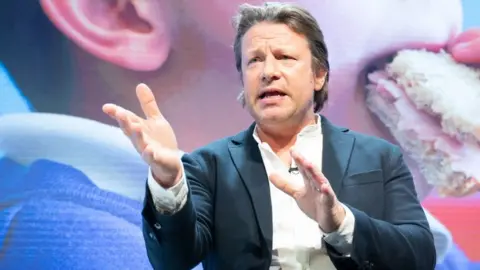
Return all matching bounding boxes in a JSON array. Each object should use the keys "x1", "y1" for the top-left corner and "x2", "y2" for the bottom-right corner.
[
  {"x1": 327, "y1": 145, "x2": 436, "y2": 270},
  {"x1": 141, "y1": 151, "x2": 215, "y2": 270}
]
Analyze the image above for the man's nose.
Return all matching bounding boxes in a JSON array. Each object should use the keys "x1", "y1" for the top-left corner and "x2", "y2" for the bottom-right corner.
[{"x1": 261, "y1": 57, "x2": 280, "y2": 83}]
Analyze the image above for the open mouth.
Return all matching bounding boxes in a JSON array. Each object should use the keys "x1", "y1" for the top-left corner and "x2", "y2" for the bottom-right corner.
[
  {"x1": 258, "y1": 90, "x2": 287, "y2": 100},
  {"x1": 364, "y1": 49, "x2": 480, "y2": 196}
]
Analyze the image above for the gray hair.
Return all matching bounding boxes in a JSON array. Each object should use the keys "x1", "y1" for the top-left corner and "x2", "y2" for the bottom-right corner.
[{"x1": 232, "y1": 2, "x2": 330, "y2": 112}]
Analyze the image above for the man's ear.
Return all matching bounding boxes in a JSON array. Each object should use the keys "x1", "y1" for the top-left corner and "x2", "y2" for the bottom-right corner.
[
  {"x1": 313, "y1": 70, "x2": 327, "y2": 91},
  {"x1": 40, "y1": 0, "x2": 173, "y2": 71}
]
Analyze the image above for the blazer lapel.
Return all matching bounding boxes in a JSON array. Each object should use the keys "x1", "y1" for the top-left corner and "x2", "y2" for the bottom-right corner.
[
  {"x1": 228, "y1": 124, "x2": 273, "y2": 252},
  {"x1": 321, "y1": 117, "x2": 355, "y2": 197}
]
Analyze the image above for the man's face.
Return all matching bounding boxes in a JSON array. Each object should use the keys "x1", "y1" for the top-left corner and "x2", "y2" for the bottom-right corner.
[{"x1": 241, "y1": 22, "x2": 325, "y2": 124}]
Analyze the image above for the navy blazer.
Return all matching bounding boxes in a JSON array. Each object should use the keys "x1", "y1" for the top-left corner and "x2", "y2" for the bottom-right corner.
[{"x1": 142, "y1": 117, "x2": 436, "y2": 270}]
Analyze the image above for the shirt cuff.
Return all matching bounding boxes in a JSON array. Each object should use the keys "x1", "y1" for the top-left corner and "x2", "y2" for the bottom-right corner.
[
  {"x1": 322, "y1": 203, "x2": 355, "y2": 255},
  {"x1": 147, "y1": 166, "x2": 188, "y2": 214}
]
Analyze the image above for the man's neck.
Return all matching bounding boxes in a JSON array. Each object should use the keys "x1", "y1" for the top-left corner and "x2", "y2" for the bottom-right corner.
[{"x1": 256, "y1": 113, "x2": 317, "y2": 153}]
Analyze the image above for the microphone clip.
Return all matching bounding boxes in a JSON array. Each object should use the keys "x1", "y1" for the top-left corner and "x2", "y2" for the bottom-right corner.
[{"x1": 288, "y1": 167, "x2": 299, "y2": 174}]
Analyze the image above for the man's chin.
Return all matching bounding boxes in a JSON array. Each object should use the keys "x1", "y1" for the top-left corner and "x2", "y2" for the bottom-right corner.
[
  {"x1": 252, "y1": 105, "x2": 290, "y2": 121},
  {"x1": 256, "y1": 114, "x2": 291, "y2": 125}
]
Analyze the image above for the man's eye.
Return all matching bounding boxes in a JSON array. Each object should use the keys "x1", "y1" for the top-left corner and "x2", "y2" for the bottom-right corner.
[{"x1": 249, "y1": 57, "x2": 260, "y2": 64}]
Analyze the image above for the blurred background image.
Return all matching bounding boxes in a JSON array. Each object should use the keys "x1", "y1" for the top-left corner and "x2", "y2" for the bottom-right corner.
[{"x1": 0, "y1": 0, "x2": 479, "y2": 269}]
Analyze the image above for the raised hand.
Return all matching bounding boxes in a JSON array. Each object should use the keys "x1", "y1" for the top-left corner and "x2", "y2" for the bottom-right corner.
[
  {"x1": 269, "y1": 149, "x2": 345, "y2": 233},
  {"x1": 103, "y1": 83, "x2": 183, "y2": 188}
]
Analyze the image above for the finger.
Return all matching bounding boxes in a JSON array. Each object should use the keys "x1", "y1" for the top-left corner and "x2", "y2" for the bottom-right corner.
[
  {"x1": 318, "y1": 182, "x2": 336, "y2": 199},
  {"x1": 450, "y1": 37, "x2": 480, "y2": 64},
  {"x1": 290, "y1": 149, "x2": 310, "y2": 179},
  {"x1": 103, "y1": 103, "x2": 141, "y2": 124},
  {"x1": 131, "y1": 122, "x2": 149, "y2": 152},
  {"x1": 141, "y1": 143, "x2": 155, "y2": 164},
  {"x1": 290, "y1": 148, "x2": 305, "y2": 165},
  {"x1": 269, "y1": 173, "x2": 303, "y2": 199},
  {"x1": 299, "y1": 165, "x2": 314, "y2": 193},
  {"x1": 303, "y1": 163, "x2": 330, "y2": 196},
  {"x1": 102, "y1": 103, "x2": 119, "y2": 119},
  {"x1": 291, "y1": 149, "x2": 326, "y2": 191},
  {"x1": 136, "y1": 83, "x2": 163, "y2": 119},
  {"x1": 291, "y1": 149, "x2": 315, "y2": 176},
  {"x1": 291, "y1": 150, "x2": 336, "y2": 203},
  {"x1": 449, "y1": 28, "x2": 480, "y2": 47},
  {"x1": 303, "y1": 161, "x2": 328, "y2": 187},
  {"x1": 116, "y1": 108, "x2": 142, "y2": 137},
  {"x1": 290, "y1": 150, "x2": 316, "y2": 192}
]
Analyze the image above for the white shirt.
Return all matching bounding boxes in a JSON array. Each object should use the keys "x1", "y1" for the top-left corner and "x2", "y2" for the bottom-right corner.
[{"x1": 147, "y1": 115, "x2": 355, "y2": 269}]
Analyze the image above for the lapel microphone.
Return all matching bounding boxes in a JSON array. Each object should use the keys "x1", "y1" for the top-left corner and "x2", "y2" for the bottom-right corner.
[{"x1": 288, "y1": 166, "x2": 299, "y2": 174}]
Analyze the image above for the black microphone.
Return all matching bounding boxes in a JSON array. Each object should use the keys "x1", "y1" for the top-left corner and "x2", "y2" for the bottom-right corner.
[{"x1": 288, "y1": 166, "x2": 299, "y2": 174}]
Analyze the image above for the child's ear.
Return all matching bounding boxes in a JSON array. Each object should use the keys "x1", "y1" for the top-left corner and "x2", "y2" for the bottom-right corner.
[{"x1": 40, "y1": 0, "x2": 173, "y2": 71}]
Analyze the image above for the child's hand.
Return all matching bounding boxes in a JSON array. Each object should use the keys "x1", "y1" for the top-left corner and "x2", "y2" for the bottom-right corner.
[{"x1": 449, "y1": 28, "x2": 480, "y2": 64}]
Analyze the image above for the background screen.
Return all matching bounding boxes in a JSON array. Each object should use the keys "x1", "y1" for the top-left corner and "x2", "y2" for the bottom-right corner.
[{"x1": 0, "y1": 0, "x2": 479, "y2": 269}]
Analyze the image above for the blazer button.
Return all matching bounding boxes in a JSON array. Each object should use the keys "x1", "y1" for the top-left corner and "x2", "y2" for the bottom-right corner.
[
  {"x1": 154, "y1": 223, "x2": 162, "y2": 230},
  {"x1": 149, "y1": 232, "x2": 156, "y2": 240}
]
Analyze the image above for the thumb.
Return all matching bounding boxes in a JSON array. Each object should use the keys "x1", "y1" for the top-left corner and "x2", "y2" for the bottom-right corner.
[
  {"x1": 451, "y1": 38, "x2": 480, "y2": 64},
  {"x1": 269, "y1": 173, "x2": 303, "y2": 199}
]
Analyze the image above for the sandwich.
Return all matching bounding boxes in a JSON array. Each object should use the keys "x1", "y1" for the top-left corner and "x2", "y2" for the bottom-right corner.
[{"x1": 365, "y1": 49, "x2": 480, "y2": 196}]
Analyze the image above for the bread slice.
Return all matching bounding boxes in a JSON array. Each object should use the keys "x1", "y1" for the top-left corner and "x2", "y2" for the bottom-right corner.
[
  {"x1": 387, "y1": 50, "x2": 480, "y2": 145},
  {"x1": 365, "y1": 49, "x2": 480, "y2": 193}
]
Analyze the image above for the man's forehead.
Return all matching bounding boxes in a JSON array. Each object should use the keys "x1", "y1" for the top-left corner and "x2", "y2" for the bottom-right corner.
[{"x1": 243, "y1": 23, "x2": 308, "y2": 49}]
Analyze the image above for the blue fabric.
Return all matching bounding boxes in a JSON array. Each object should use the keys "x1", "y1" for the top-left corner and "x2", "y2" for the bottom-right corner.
[
  {"x1": 0, "y1": 158, "x2": 152, "y2": 270},
  {"x1": 436, "y1": 244, "x2": 480, "y2": 270}
]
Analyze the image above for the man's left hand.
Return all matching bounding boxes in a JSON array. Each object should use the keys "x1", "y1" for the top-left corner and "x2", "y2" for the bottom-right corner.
[{"x1": 269, "y1": 149, "x2": 346, "y2": 233}]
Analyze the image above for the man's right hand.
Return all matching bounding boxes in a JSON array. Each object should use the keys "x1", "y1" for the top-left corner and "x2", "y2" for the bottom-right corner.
[{"x1": 102, "y1": 83, "x2": 183, "y2": 189}]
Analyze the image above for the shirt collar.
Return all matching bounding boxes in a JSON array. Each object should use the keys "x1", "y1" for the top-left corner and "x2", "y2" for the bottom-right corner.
[{"x1": 253, "y1": 114, "x2": 322, "y2": 143}]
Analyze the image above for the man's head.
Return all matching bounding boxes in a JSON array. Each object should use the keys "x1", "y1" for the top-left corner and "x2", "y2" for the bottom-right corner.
[{"x1": 233, "y1": 3, "x2": 329, "y2": 126}]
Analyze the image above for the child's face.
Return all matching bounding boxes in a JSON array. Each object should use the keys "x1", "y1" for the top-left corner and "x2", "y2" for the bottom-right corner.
[{"x1": 39, "y1": 0, "x2": 463, "y2": 197}]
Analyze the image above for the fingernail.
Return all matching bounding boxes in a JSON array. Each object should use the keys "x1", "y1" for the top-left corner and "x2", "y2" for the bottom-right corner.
[{"x1": 452, "y1": 42, "x2": 471, "y2": 52}]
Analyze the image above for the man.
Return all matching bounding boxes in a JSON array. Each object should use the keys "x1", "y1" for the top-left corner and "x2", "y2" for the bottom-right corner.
[{"x1": 104, "y1": 2, "x2": 435, "y2": 270}]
